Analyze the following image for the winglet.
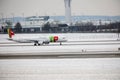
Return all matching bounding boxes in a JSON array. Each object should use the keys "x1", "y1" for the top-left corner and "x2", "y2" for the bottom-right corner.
[{"x1": 7, "y1": 28, "x2": 14, "y2": 38}]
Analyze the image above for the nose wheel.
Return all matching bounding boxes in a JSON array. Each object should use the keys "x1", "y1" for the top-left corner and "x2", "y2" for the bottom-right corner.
[
  {"x1": 60, "y1": 42, "x2": 62, "y2": 45},
  {"x1": 38, "y1": 43, "x2": 41, "y2": 46}
]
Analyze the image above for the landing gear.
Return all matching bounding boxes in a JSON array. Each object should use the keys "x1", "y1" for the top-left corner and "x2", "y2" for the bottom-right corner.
[
  {"x1": 34, "y1": 43, "x2": 41, "y2": 46},
  {"x1": 34, "y1": 41, "x2": 40, "y2": 46},
  {"x1": 34, "y1": 43, "x2": 37, "y2": 46},
  {"x1": 60, "y1": 42, "x2": 62, "y2": 45},
  {"x1": 38, "y1": 43, "x2": 41, "y2": 46}
]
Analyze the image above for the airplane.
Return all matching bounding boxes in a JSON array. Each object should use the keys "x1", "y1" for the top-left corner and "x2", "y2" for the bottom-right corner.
[{"x1": 7, "y1": 28, "x2": 67, "y2": 46}]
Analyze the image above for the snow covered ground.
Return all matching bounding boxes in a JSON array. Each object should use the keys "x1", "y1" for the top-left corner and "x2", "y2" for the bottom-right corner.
[
  {"x1": 0, "y1": 33, "x2": 120, "y2": 80},
  {"x1": 0, "y1": 58, "x2": 120, "y2": 80}
]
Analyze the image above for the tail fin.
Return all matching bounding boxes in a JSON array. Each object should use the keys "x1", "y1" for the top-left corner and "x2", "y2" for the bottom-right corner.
[{"x1": 7, "y1": 28, "x2": 14, "y2": 38}]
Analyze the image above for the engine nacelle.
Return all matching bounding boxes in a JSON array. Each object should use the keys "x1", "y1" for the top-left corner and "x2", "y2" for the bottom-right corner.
[{"x1": 43, "y1": 41, "x2": 49, "y2": 44}]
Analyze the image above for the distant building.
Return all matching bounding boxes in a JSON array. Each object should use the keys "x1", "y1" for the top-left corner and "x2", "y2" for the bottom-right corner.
[{"x1": 20, "y1": 16, "x2": 49, "y2": 32}]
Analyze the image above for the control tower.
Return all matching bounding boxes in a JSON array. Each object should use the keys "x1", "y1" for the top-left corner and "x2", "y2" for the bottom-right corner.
[{"x1": 64, "y1": 0, "x2": 72, "y2": 25}]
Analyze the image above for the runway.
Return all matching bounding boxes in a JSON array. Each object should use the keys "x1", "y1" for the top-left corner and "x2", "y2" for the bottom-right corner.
[{"x1": 0, "y1": 40, "x2": 120, "y2": 59}]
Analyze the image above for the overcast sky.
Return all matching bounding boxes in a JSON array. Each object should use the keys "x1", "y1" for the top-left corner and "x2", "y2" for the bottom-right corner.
[{"x1": 0, "y1": 0, "x2": 120, "y2": 17}]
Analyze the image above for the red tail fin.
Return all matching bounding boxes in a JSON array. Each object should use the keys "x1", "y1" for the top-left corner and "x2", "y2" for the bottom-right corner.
[{"x1": 7, "y1": 28, "x2": 14, "y2": 38}]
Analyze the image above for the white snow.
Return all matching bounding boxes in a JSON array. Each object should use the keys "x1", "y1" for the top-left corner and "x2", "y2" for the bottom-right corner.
[
  {"x1": 0, "y1": 58, "x2": 120, "y2": 80},
  {"x1": 0, "y1": 33, "x2": 120, "y2": 80}
]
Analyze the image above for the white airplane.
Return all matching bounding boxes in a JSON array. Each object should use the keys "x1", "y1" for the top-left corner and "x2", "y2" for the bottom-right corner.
[{"x1": 7, "y1": 28, "x2": 67, "y2": 46}]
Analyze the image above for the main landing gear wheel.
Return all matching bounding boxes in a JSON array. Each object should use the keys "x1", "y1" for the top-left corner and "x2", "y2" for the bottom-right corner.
[
  {"x1": 34, "y1": 42, "x2": 42, "y2": 46},
  {"x1": 34, "y1": 41, "x2": 40, "y2": 46},
  {"x1": 34, "y1": 43, "x2": 37, "y2": 46},
  {"x1": 34, "y1": 43, "x2": 41, "y2": 46},
  {"x1": 38, "y1": 43, "x2": 41, "y2": 46}
]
